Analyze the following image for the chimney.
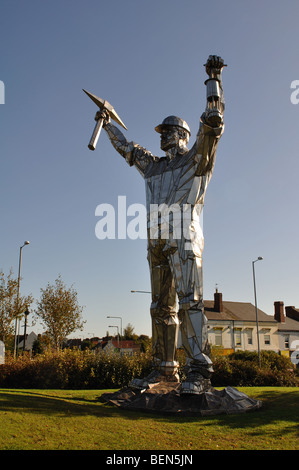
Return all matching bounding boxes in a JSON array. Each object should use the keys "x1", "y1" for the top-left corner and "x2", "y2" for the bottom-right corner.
[
  {"x1": 285, "y1": 306, "x2": 299, "y2": 322},
  {"x1": 274, "y1": 301, "x2": 285, "y2": 323},
  {"x1": 214, "y1": 288, "x2": 223, "y2": 313}
]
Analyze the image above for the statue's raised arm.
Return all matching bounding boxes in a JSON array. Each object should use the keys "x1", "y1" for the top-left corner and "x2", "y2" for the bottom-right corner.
[
  {"x1": 192, "y1": 55, "x2": 226, "y2": 176},
  {"x1": 204, "y1": 54, "x2": 226, "y2": 126}
]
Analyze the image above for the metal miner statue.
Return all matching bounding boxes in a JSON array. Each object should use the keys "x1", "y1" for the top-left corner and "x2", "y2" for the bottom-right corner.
[{"x1": 87, "y1": 55, "x2": 226, "y2": 395}]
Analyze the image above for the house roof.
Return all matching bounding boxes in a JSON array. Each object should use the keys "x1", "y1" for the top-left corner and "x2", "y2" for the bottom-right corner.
[
  {"x1": 204, "y1": 300, "x2": 299, "y2": 331},
  {"x1": 111, "y1": 340, "x2": 140, "y2": 349},
  {"x1": 17, "y1": 331, "x2": 38, "y2": 349},
  {"x1": 97, "y1": 339, "x2": 140, "y2": 350},
  {"x1": 276, "y1": 317, "x2": 299, "y2": 332},
  {"x1": 204, "y1": 300, "x2": 274, "y2": 323}
]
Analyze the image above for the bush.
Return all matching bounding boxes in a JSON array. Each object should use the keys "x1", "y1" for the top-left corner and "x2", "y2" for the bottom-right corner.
[
  {"x1": 211, "y1": 350, "x2": 297, "y2": 387},
  {"x1": 0, "y1": 349, "x2": 152, "y2": 389},
  {"x1": 0, "y1": 349, "x2": 297, "y2": 389}
]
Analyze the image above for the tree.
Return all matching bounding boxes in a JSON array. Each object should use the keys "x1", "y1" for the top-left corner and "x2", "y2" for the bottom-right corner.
[
  {"x1": 0, "y1": 269, "x2": 33, "y2": 347},
  {"x1": 32, "y1": 334, "x2": 49, "y2": 355},
  {"x1": 122, "y1": 323, "x2": 151, "y2": 352},
  {"x1": 136, "y1": 334, "x2": 152, "y2": 353},
  {"x1": 35, "y1": 276, "x2": 85, "y2": 350},
  {"x1": 123, "y1": 323, "x2": 137, "y2": 340}
]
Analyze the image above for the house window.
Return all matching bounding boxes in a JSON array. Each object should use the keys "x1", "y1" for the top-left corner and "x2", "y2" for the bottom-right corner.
[
  {"x1": 214, "y1": 328, "x2": 223, "y2": 346},
  {"x1": 284, "y1": 336, "x2": 290, "y2": 349},
  {"x1": 246, "y1": 329, "x2": 253, "y2": 345},
  {"x1": 264, "y1": 334, "x2": 271, "y2": 345},
  {"x1": 234, "y1": 329, "x2": 241, "y2": 347}
]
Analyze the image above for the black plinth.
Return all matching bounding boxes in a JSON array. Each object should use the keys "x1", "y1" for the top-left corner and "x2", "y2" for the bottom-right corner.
[{"x1": 100, "y1": 382, "x2": 262, "y2": 416}]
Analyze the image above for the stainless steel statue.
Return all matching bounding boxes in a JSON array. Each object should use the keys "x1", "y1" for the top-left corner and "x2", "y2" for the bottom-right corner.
[{"x1": 85, "y1": 55, "x2": 226, "y2": 395}]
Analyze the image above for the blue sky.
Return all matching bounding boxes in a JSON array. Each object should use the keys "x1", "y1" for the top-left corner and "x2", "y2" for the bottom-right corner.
[{"x1": 1, "y1": 0, "x2": 299, "y2": 338}]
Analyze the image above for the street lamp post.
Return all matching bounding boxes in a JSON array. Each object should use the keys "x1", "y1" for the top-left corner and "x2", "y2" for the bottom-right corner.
[
  {"x1": 130, "y1": 290, "x2": 151, "y2": 294},
  {"x1": 252, "y1": 257, "x2": 263, "y2": 367},
  {"x1": 108, "y1": 325, "x2": 119, "y2": 350},
  {"x1": 23, "y1": 309, "x2": 30, "y2": 352},
  {"x1": 107, "y1": 316, "x2": 123, "y2": 338},
  {"x1": 14, "y1": 241, "x2": 30, "y2": 358}
]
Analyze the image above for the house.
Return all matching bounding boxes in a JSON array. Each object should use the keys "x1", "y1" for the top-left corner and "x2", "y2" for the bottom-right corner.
[
  {"x1": 65, "y1": 337, "x2": 101, "y2": 349},
  {"x1": 204, "y1": 290, "x2": 279, "y2": 354},
  {"x1": 66, "y1": 338, "x2": 82, "y2": 349},
  {"x1": 200, "y1": 290, "x2": 299, "y2": 360},
  {"x1": 99, "y1": 339, "x2": 140, "y2": 356},
  {"x1": 17, "y1": 331, "x2": 38, "y2": 353},
  {"x1": 273, "y1": 302, "x2": 299, "y2": 360}
]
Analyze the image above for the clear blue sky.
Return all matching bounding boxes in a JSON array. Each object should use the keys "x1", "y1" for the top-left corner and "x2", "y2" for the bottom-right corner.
[{"x1": 1, "y1": 0, "x2": 299, "y2": 338}]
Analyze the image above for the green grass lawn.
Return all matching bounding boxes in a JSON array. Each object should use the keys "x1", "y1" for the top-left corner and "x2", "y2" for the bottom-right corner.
[{"x1": 0, "y1": 387, "x2": 298, "y2": 450}]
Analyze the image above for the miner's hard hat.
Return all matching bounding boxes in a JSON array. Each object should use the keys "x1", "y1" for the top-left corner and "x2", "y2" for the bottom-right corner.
[{"x1": 155, "y1": 115, "x2": 191, "y2": 136}]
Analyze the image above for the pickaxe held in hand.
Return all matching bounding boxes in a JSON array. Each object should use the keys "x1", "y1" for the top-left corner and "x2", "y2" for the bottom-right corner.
[{"x1": 83, "y1": 89, "x2": 128, "y2": 151}]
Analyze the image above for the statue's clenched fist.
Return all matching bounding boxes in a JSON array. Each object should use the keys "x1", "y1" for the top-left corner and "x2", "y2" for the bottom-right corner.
[
  {"x1": 205, "y1": 55, "x2": 225, "y2": 77},
  {"x1": 95, "y1": 109, "x2": 111, "y2": 127}
]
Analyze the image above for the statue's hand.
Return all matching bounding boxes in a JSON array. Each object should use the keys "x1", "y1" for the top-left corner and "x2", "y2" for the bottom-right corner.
[
  {"x1": 205, "y1": 110, "x2": 223, "y2": 127},
  {"x1": 205, "y1": 55, "x2": 225, "y2": 77},
  {"x1": 95, "y1": 109, "x2": 111, "y2": 127}
]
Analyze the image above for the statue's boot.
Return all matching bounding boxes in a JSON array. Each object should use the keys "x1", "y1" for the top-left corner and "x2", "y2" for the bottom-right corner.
[
  {"x1": 130, "y1": 309, "x2": 180, "y2": 390},
  {"x1": 178, "y1": 301, "x2": 213, "y2": 395}
]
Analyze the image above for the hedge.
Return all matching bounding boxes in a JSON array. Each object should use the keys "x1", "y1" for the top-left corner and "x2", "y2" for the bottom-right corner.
[
  {"x1": 0, "y1": 349, "x2": 296, "y2": 389},
  {"x1": 0, "y1": 349, "x2": 152, "y2": 389},
  {"x1": 210, "y1": 350, "x2": 297, "y2": 387}
]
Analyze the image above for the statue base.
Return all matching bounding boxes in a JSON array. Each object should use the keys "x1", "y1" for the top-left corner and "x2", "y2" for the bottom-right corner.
[{"x1": 100, "y1": 382, "x2": 262, "y2": 416}]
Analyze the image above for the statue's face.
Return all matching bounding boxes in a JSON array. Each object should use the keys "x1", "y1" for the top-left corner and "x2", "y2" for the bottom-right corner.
[{"x1": 160, "y1": 127, "x2": 180, "y2": 151}]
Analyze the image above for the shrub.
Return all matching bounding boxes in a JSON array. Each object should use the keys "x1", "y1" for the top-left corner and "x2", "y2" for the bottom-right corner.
[
  {"x1": 0, "y1": 348, "x2": 297, "y2": 389},
  {"x1": 0, "y1": 349, "x2": 152, "y2": 389},
  {"x1": 211, "y1": 350, "x2": 297, "y2": 387},
  {"x1": 210, "y1": 358, "x2": 237, "y2": 387}
]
